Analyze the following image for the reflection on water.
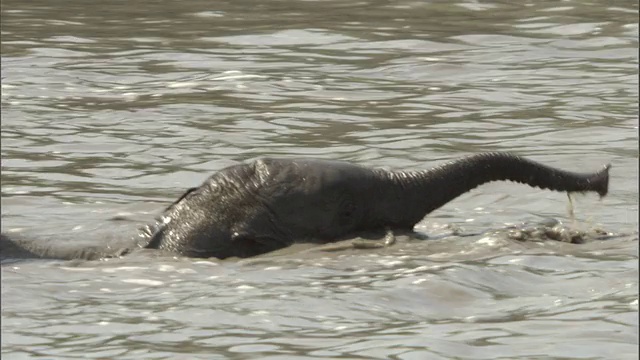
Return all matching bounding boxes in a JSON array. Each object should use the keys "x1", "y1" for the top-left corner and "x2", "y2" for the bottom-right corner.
[{"x1": 1, "y1": 0, "x2": 638, "y2": 358}]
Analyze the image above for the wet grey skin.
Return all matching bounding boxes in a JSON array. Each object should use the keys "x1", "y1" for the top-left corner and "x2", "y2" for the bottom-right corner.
[{"x1": 1, "y1": 152, "x2": 610, "y2": 261}]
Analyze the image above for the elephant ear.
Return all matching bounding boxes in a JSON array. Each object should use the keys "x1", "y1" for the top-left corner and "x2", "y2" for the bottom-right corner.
[{"x1": 164, "y1": 187, "x2": 199, "y2": 212}]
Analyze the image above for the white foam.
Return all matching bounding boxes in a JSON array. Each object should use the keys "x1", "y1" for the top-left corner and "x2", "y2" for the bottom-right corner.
[
  {"x1": 377, "y1": 259, "x2": 404, "y2": 267},
  {"x1": 157, "y1": 265, "x2": 176, "y2": 272},
  {"x1": 476, "y1": 237, "x2": 498, "y2": 245},
  {"x1": 250, "y1": 310, "x2": 270, "y2": 316},
  {"x1": 60, "y1": 266, "x2": 96, "y2": 272},
  {"x1": 177, "y1": 268, "x2": 197, "y2": 274},
  {"x1": 194, "y1": 261, "x2": 218, "y2": 266},
  {"x1": 167, "y1": 82, "x2": 199, "y2": 88},
  {"x1": 102, "y1": 266, "x2": 145, "y2": 273},
  {"x1": 122, "y1": 279, "x2": 164, "y2": 286},
  {"x1": 213, "y1": 74, "x2": 265, "y2": 81}
]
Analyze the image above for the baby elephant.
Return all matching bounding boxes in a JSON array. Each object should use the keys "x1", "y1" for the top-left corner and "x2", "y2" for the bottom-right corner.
[
  {"x1": 141, "y1": 152, "x2": 610, "y2": 259},
  {"x1": 0, "y1": 152, "x2": 610, "y2": 260}
]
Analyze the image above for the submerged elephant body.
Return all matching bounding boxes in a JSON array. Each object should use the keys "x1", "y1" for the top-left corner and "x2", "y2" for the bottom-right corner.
[{"x1": 1, "y1": 152, "x2": 610, "y2": 260}]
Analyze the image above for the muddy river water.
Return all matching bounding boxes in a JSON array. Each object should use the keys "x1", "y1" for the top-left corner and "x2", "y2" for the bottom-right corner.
[{"x1": 1, "y1": 0, "x2": 638, "y2": 358}]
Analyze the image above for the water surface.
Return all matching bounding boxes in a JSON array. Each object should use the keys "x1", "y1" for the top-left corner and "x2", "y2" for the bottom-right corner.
[{"x1": 1, "y1": 0, "x2": 638, "y2": 358}]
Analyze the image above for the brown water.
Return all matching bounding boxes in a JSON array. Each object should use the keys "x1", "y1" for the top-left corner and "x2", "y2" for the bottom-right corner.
[{"x1": 1, "y1": 0, "x2": 638, "y2": 358}]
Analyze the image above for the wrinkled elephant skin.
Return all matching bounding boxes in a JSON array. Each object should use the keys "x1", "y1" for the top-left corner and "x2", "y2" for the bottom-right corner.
[{"x1": 1, "y1": 152, "x2": 610, "y2": 260}]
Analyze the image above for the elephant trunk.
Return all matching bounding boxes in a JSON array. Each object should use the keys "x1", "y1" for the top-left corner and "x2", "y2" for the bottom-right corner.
[
  {"x1": 378, "y1": 152, "x2": 610, "y2": 227},
  {"x1": 0, "y1": 233, "x2": 134, "y2": 261}
]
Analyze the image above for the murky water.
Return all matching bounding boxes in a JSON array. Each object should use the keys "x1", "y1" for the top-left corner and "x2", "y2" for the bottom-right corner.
[{"x1": 1, "y1": 0, "x2": 638, "y2": 358}]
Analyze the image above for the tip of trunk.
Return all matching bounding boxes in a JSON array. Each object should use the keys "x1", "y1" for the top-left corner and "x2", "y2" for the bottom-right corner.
[{"x1": 592, "y1": 163, "x2": 611, "y2": 198}]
